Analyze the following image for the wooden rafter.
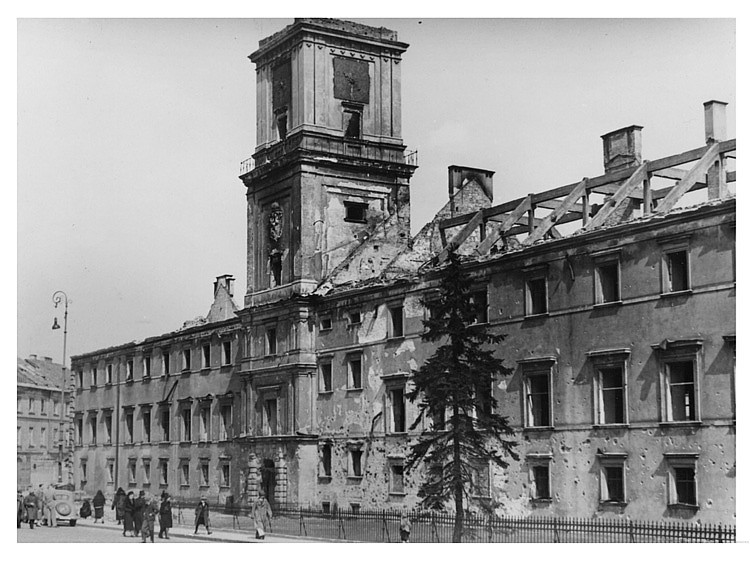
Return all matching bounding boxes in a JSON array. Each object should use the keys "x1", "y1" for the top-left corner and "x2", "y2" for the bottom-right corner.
[
  {"x1": 475, "y1": 195, "x2": 532, "y2": 255},
  {"x1": 584, "y1": 162, "x2": 648, "y2": 231},
  {"x1": 655, "y1": 142, "x2": 722, "y2": 214},
  {"x1": 523, "y1": 178, "x2": 589, "y2": 245},
  {"x1": 436, "y1": 209, "x2": 485, "y2": 262}
]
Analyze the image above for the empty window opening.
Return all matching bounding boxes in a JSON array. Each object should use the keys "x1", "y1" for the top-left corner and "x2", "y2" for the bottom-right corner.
[
  {"x1": 470, "y1": 289, "x2": 489, "y2": 324},
  {"x1": 350, "y1": 450, "x2": 363, "y2": 477},
  {"x1": 161, "y1": 409, "x2": 171, "y2": 441},
  {"x1": 673, "y1": 467, "x2": 697, "y2": 506},
  {"x1": 348, "y1": 311, "x2": 361, "y2": 325},
  {"x1": 221, "y1": 464, "x2": 230, "y2": 487},
  {"x1": 143, "y1": 356, "x2": 151, "y2": 379},
  {"x1": 202, "y1": 345, "x2": 211, "y2": 369},
  {"x1": 320, "y1": 362, "x2": 333, "y2": 393},
  {"x1": 343, "y1": 109, "x2": 361, "y2": 138},
  {"x1": 666, "y1": 250, "x2": 689, "y2": 292},
  {"x1": 598, "y1": 367, "x2": 625, "y2": 424},
  {"x1": 527, "y1": 277, "x2": 548, "y2": 316},
  {"x1": 128, "y1": 461, "x2": 137, "y2": 484},
  {"x1": 222, "y1": 341, "x2": 232, "y2": 365},
  {"x1": 200, "y1": 407, "x2": 210, "y2": 441},
  {"x1": 126, "y1": 360, "x2": 134, "y2": 381},
  {"x1": 530, "y1": 464, "x2": 551, "y2": 500},
  {"x1": 389, "y1": 387, "x2": 406, "y2": 433},
  {"x1": 666, "y1": 361, "x2": 696, "y2": 422},
  {"x1": 320, "y1": 316, "x2": 332, "y2": 331},
  {"x1": 389, "y1": 305, "x2": 404, "y2": 338},
  {"x1": 220, "y1": 404, "x2": 231, "y2": 440},
  {"x1": 106, "y1": 364, "x2": 113, "y2": 384},
  {"x1": 344, "y1": 201, "x2": 367, "y2": 223},
  {"x1": 143, "y1": 461, "x2": 151, "y2": 484},
  {"x1": 525, "y1": 372, "x2": 551, "y2": 427},
  {"x1": 348, "y1": 355, "x2": 363, "y2": 389},
  {"x1": 143, "y1": 410, "x2": 151, "y2": 443},
  {"x1": 125, "y1": 410, "x2": 134, "y2": 444},
  {"x1": 91, "y1": 368, "x2": 98, "y2": 387},
  {"x1": 321, "y1": 443, "x2": 332, "y2": 477},
  {"x1": 276, "y1": 113, "x2": 288, "y2": 140},
  {"x1": 596, "y1": 262, "x2": 620, "y2": 303},
  {"x1": 602, "y1": 465, "x2": 625, "y2": 503},
  {"x1": 200, "y1": 463, "x2": 209, "y2": 486},
  {"x1": 390, "y1": 464, "x2": 405, "y2": 494},
  {"x1": 104, "y1": 413, "x2": 113, "y2": 445},
  {"x1": 89, "y1": 417, "x2": 97, "y2": 445},
  {"x1": 160, "y1": 461, "x2": 169, "y2": 486},
  {"x1": 162, "y1": 352, "x2": 171, "y2": 375},
  {"x1": 182, "y1": 349, "x2": 191, "y2": 371},
  {"x1": 181, "y1": 408, "x2": 192, "y2": 441},
  {"x1": 270, "y1": 254, "x2": 282, "y2": 287},
  {"x1": 181, "y1": 463, "x2": 190, "y2": 486},
  {"x1": 266, "y1": 328, "x2": 277, "y2": 356},
  {"x1": 263, "y1": 398, "x2": 278, "y2": 436}
]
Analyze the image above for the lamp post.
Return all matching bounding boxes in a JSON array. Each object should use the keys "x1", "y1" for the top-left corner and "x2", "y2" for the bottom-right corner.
[{"x1": 52, "y1": 291, "x2": 69, "y2": 484}]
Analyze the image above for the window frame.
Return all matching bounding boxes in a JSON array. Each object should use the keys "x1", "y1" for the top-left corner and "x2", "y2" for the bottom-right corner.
[
  {"x1": 143, "y1": 355, "x2": 152, "y2": 379},
  {"x1": 182, "y1": 348, "x2": 192, "y2": 372},
  {"x1": 162, "y1": 349, "x2": 171, "y2": 376},
  {"x1": 106, "y1": 364, "x2": 113, "y2": 385},
  {"x1": 659, "y1": 236, "x2": 692, "y2": 296},
  {"x1": 387, "y1": 303, "x2": 405, "y2": 339},
  {"x1": 389, "y1": 460, "x2": 406, "y2": 496},
  {"x1": 220, "y1": 463, "x2": 231, "y2": 488},
  {"x1": 524, "y1": 267, "x2": 549, "y2": 317},
  {"x1": 201, "y1": 344, "x2": 211, "y2": 370},
  {"x1": 319, "y1": 441, "x2": 333, "y2": 479},
  {"x1": 343, "y1": 201, "x2": 368, "y2": 224},
  {"x1": 219, "y1": 402, "x2": 232, "y2": 441},
  {"x1": 597, "y1": 452, "x2": 627, "y2": 506},
  {"x1": 265, "y1": 326, "x2": 278, "y2": 356},
  {"x1": 142, "y1": 407, "x2": 152, "y2": 443},
  {"x1": 664, "y1": 453, "x2": 699, "y2": 509},
  {"x1": 348, "y1": 447, "x2": 364, "y2": 479},
  {"x1": 159, "y1": 459, "x2": 169, "y2": 487},
  {"x1": 653, "y1": 339, "x2": 702, "y2": 425},
  {"x1": 527, "y1": 454, "x2": 552, "y2": 502},
  {"x1": 103, "y1": 410, "x2": 113, "y2": 445},
  {"x1": 318, "y1": 359, "x2": 333, "y2": 394},
  {"x1": 319, "y1": 316, "x2": 333, "y2": 331},
  {"x1": 520, "y1": 358, "x2": 555, "y2": 429},
  {"x1": 346, "y1": 353, "x2": 364, "y2": 391},
  {"x1": 199, "y1": 404, "x2": 210, "y2": 442},
  {"x1": 222, "y1": 340, "x2": 232, "y2": 366},
  {"x1": 180, "y1": 402, "x2": 193, "y2": 442},
  {"x1": 593, "y1": 252, "x2": 622, "y2": 306},
  {"x1": 124, "y1": 407, "x2": 135, "y2": 444},
  {"x1": 126, "y1": 359, "x2": 134, "y2": 382},
  {"x1": 587, "y1": 348, "x2": 630, "y2": 427},
  {"x1": 469, "y1": 287, "x2": 489, "y2": 325}
]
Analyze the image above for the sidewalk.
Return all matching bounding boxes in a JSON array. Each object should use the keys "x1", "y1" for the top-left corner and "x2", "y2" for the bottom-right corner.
[{"x1": 77, "y1": 518, "x2": 348, "y2": 543}]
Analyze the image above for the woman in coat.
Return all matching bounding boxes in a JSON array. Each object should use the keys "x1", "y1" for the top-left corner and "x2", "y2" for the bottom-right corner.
[
  {"x1": 158, "y1": 492, "x2": 173, "y2": 539},
  {"x1": 133, "y1": 491, "x2": 146, "y2": 537},
  {"x1": 92, "y1": 490, "x2": 106, "y2": 523},
  {"x1": 194, "y1": 497, "x2": 212, "y2": 535},
  {"x1": 23, "y1": 490, "x2": 40, "y2": 529},
  {"x1": 252, "y1": 493, "x2": 273, "y2": 540},
  {"x1": 122, "y1": 491, "x2": 135, "y2": 537},
  {"x1": 112, "y1": 487, "x2": 126, "y2": 524}
]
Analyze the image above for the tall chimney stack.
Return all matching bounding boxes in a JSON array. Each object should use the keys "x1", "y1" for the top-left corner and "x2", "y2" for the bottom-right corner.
[
  {"x1": 601, "y1": 125, "x2": 643, "y2": 174},
  {"x1": 703, "y1": 100, "x2": 728, "y2": 145}
]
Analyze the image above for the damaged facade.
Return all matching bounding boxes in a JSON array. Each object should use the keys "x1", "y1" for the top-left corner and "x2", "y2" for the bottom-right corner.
[{"x1": 71, "y1": 19, "x2": 735, "y2": 524}]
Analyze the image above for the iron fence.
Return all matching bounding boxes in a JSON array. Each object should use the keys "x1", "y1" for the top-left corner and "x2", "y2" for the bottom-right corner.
[{"x1": 171, "y1": 501, "x2": 734, "y2": 543}]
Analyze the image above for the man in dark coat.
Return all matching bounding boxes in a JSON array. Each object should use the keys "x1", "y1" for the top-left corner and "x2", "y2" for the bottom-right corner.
[
  {"x1": 158, "y1": 492, "x2": 173, "y2": 539},
  {"x1": 133, "y1": 490, "x2": 146, "y2": 537},
  {"x1": 194, "y1": 497, "x2": 212, "y2": 535},
  {"x1": 140, "y1": 495, "x2": 159, "y2": 543},
  {"x1": 123, "y1": 491, "x2": 135, "y2": 537},
  {"x1": 17, "y1": 491, "x2": 24, "y2": 528},
  {"x1": 112, "y1": 487, "x2": 126, "y2": 524},
  {"x1": 23, "y1": 489, "x2": 40, "y2": 529}
]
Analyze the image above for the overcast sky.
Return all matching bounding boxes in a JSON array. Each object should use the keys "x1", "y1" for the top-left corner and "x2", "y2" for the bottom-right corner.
[{"x1": 16, "y1": 18, "x2": 735, "y2": 364}]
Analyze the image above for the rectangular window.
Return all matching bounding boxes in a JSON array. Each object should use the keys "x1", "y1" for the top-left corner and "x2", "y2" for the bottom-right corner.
[
  {"x1": 29, "y1": 397, "x2": 35, "y2": 414},
  {"x1": 53, "y1": 428, "x2": 58, "y2": 447},
  {"x1": 220, "y1": 464, "x2": 230, "y2": 487},
  {"x1": 347, "y1": 355, "x2": 363, "y2": 389},
  {"x1": 220, "y1": 404, "x2": 231, "y2": 440},
  {"x1": 388, "y1": 305, "x2": 404, "y2": 338},
  {"x1": 673, "y1": 467, "x2": 697, "y2": 506},
  {"x1": 143, "y1": 410, "x2": 151, "y2": 443},
  {"x1": 319, "y1": 362, "x2": 333, "y2": 393},
  {"x1": 40, "y1": 399, "x2": 47, "y2": 415},
  {"x1": 128, "y1": 461, "x2": 137, "y2": 485},
  {"x1": 106, "y1": 364, "x2": 113, "y2": 385},
  {"x1": 53, "y1": 400, "x2": 60, "y2": 416},
  {"x1": 17, "y1": 397, "x2": 22, "y2": 413},
  {"x1": 266, "y1": 327, "x2": 277, "y2": 356},
  {"x1": 126, "y1": 360, "x2": 134, "y2": 382},
  {"x1": 181, "y1": 408, "x2": 192, "y2": 441},
  {"x1": 350, "y1": 449, "x2": 363, "y2": 477},
  {"x1": 665, "y1": 361, "x2": 696, "y2": 422},
  {"x1": 182, "y1": 349, "x2": 191, "y2": 371},
  {"x1": 161, "y1": 409, "x2": 171, "y2": 441},
  {"x1": 388, "y1": 387, "x2": 406, "y2": 433},
  {"x1": 125, "y1": 410, "x2": 134, "y2": 444},
  {"x1": 80, "y1": 461, "x2": 87, "y2": 482},
  {"x1": 598, "y1": 367, "x2": 626, "y2": 424},
  {"x1": 106, "y1": 461, "x2": 114, "y2": 483},
  {"x1": 602, "y1": 465, "x2": 625, "y2": 503},
  {"x1": 666, "y1": 250, "x2": 689, "y2": 293},
  {"x1": 596, "y1": 261, "x2": 621, "y2": 304},
  {"x1": 104, "y1": 412, "x2": 113, "y2": 444},
  {"x1": 76, "y1": 418, "x2": 83, "y2": 446},
  {"x1": 263, "y1": 398, "x2": 278, "y2": 436},
  {"x1": 77, "y1": 370, "x2": 83, "y2": 387},
  {"x1": 390, "y1": 464, "x2": 405, "y2": 494},
  {"x1": 526, "y1": 276, "x2": 548, "y2": 316},
  {"x1": 199, "y1": 407, "x2": 210, "y2": 441},
  {"x1": 40, "y1": 426, "x2": 47, "y2": 448},
  {"x1": 320, "y1": 316, "x2": 332, "y2": 331},
  {"x1": 321, "y1": 443, "x2": 332, "y2": 477},
  {"x1": 344, "y1": 201, "x2": 367, "y2": 223},
  {"x1": 523, "y1": 363, "x2": 553, "y2": 428},
  {"x1": 470, "y1": 289, "x2": 489, "y2": 324},
  {"x1": 91, "y1": 367, "x2": 98, "y2": 387},
  {"x1": 200, "y1": 463, "x2": 209, "y2": 487},
  {"x1": 202, "y1": 344, "x2": 211, "y2": 369},
  {"x1": 530, "y1": 464, "x2": 551, "y2": 500},
  {"x1": 162, "y1": 351, "x2": 170, "y2": 375},
  {"x1": 89, "y1": 416, "x2": 97, "y2": 445},
  {"x1": 143, "y1": 460, "x2": 151, "y2": 485},
  {"x1": 181, "y1": 463, "x2": 190, "y2": 486},
  {"x1": 472, "y1": 463, "x2": 491, "y2": 498},
  {"x1": 348, "y1": 310, "x2": 361, "y2": 325},
  {"x1": 343, "y1": 109, "x2": 361, "y2": 138},
  {"x1": 159, "y1": 461, "x2": 168, "y2": 486},
  {"x1": 222, "y1": 341, "x2": 232, "y2": 366},
  {"x1": 143, "y1": 356, "x2": 151, "y2": 379}
]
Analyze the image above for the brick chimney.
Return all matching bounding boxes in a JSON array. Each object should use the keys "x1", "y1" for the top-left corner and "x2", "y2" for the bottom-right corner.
[
  {"x1": 601, "y1": 125, "x2": 643, "y2": 174},
  {"x1": 447, "y1": 165, "x2": 494, "y2": 216}
]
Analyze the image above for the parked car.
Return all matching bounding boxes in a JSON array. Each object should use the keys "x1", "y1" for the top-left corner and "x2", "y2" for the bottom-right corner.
[{"x1": 51, "y1": 489, "x2": 79, "y2": 526}]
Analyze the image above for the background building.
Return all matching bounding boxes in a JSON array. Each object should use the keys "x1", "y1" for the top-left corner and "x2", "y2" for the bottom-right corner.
[
  {"x1": 71, "y1": 19, "x2": 735, "y2": 524},
  {"x1": 17, "y1": 355, "x2": 74, "y2": 489}
]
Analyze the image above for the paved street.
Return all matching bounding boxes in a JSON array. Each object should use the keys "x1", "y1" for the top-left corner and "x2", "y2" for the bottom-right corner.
[{"x1": 17, "y1": 524, "x2": 206, "y2": 543}]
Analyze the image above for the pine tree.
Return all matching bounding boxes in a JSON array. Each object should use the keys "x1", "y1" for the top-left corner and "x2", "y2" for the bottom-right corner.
[{"x1": 405, "y1": 250, "x2": 518, "y2": 542}]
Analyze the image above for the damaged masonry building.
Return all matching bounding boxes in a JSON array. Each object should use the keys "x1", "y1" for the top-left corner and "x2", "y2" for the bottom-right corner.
[{"x1": 71, "y1": 19, "x2": 736, "y2": 524}]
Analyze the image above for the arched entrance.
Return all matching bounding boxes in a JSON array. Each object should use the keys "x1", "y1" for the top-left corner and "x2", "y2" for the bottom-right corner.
[{"x1": 260, "y1": 459, "x2": 276, "y2": 506}]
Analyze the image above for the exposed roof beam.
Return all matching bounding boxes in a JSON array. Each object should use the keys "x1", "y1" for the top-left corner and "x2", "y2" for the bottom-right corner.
[
  {"x1": 535, "y1": 199, "x2": 585, "y2": 214},
  {"x1": 655, "y1": 142, "x2": 722, "y2": 214},
  {"x1": 523, "y1": 178, "x2": 589, "y2": 245},
  {"x1": 652, "y1": 167, "x2": 688, "y2": 181},
  {"x1": 475, "y1": 196, "x2": 531, "y2": 255},
  {"x1": 436, "y1": 209, "x2": 485, "y2": 262},
  {"x1": 584, "y1": 162, "x2": 648, "y2": 231}
]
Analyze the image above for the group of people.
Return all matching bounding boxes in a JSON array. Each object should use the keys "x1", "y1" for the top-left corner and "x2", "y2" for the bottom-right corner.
[
  {"x1": 110, "y1": 488, "x2": 173, "y2": 542},
  {"x1": 16, "y1": 485, "x2": 61, "y2": 529}
]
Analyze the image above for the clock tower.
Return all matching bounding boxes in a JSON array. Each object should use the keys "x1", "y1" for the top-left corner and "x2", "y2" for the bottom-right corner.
[{"x1": 240, "y1": 18, "x2": 417, "y2": 306}]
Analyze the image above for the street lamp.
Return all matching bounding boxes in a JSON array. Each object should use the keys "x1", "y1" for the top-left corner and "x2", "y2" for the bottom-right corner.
[{"x1": 52, "y1": 291, "x2": 69, "y2": 485}]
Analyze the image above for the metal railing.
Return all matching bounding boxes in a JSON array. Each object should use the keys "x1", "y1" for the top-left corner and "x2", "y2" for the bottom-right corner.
[{"x1": 170, "y1": 502, "x2": 735, "y2": 543}]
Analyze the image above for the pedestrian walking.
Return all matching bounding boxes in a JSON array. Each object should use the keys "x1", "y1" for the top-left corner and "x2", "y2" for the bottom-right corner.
[
  {"x1": 17, "y1": 491, "x2": 24, "y2": 529},
  {"x1": 133, "y1": 490, "x2": 146, "y2": 537},
  {"x1": 158, "y1": 492, "x2": 172, "y2": 539},
  {"x1": 399, "y1": 513, "x2": 411, "y2": 543},
  {"x1": 79, "y1": 499, "x2": 92, "y2": 519},
  {"x1": 92, "y1": 490, "x2": 106, "y2": 523},
  {"x1": 140, "y1": 495, "x2": 159, "y2": 543},
  {"x1": 43, "y1": 484, "x2": 58, "y2": 527},
  {"x1": 123, "y1": 491, "x2": 135, "y2": 537},
  {"x1": 252, "y1": 492, "x2": 273, "y2": 540},
  {"x1": 113, "y1": 487, "x2": 126, "y2": 525},
  {"x1": 23, "y1": 489, "x2": 40, "y2": 529},
  {"x1": 38, "y1": 485, "x2": 47, "y2": 526},
  {"x1": 194, "y1": 497, "x2": 212, "y2": 535}
]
